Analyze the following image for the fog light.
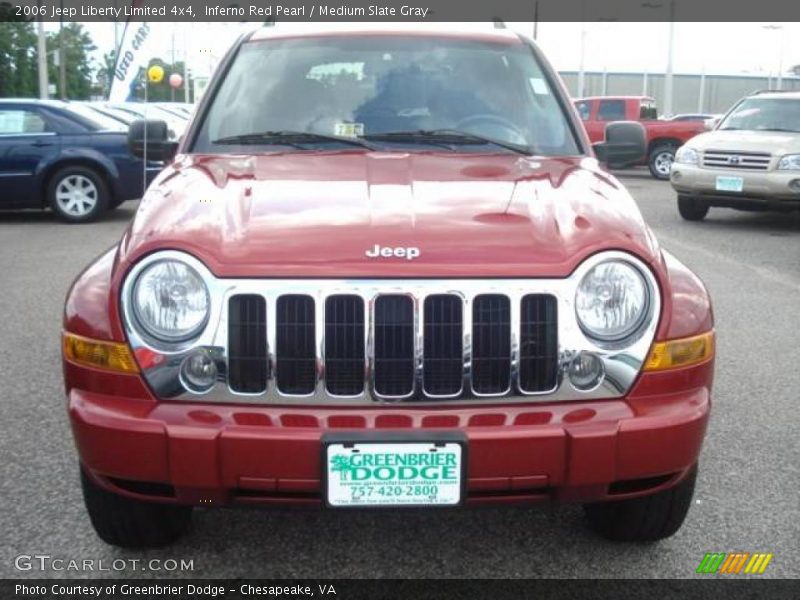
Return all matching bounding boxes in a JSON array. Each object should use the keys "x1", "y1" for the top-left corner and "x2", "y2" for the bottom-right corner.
[
  {"x1": 569, "y1": 352, "x2": 604, "y2": 390},
  {"x1": 671, "y1": 170, "x2": 682, "y2": 181},
  {"x1": 789, "y1": 179, "x2": 800, "y2": 193},
  {"x1": 180, "y1": 349, "x2": 217, "y2": 393}
]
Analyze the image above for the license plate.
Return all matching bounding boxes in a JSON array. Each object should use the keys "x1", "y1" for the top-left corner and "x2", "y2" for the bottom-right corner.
[
  {"x1": 716, "y1": 176, "x2": 744, "y2": 192},
  {"x1": 325, "y1": 441, "x2": 464, "y2": 507}
]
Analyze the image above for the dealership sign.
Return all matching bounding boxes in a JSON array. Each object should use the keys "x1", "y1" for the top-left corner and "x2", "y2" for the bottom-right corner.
[{"x1": 109, "y1": 1, "x2": 151, "y2": 101}]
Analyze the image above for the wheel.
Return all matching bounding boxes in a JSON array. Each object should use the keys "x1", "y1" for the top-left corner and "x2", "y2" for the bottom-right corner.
[
  {"x1": 648, "y1": 143, "x2": 678, "y2": 180},
  {"x1": 80, "y1": 468, "x2": 192, "y2": 548},
  {"x1": 584, "y1": 466, "x2": 697, "y2": 542},
  {"x1": 677, "y1": 196, "x2": 709, "y2": 221},
  {"x1": 47, "y1": 166, "x2": 109, "y2": 223}
]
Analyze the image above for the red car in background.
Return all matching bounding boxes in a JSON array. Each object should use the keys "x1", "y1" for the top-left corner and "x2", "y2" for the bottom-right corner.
[{"x1": 575, "y1": 96, "x2": 706, "y2": 179}]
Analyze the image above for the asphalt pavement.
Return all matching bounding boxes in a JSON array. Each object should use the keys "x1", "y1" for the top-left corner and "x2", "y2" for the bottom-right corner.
[{"x1": 1, "y1": 170, "x2": 798, "y2": 579}]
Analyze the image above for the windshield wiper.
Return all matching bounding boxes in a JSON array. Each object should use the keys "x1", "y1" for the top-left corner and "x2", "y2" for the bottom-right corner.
[
  {"x1": 212, "y1": 130, "x2": 376, "y2": 150},
  {"x1": 363, "y1": 129, "x2": 532, "y2": 155}
]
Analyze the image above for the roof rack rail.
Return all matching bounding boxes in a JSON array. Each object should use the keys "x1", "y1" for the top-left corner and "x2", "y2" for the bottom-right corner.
[{"x1": 752, "y1": 88, "x2": 798, "y2": 95}]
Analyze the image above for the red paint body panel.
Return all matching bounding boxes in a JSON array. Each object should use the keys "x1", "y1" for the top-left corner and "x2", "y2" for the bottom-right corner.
[
  {"x1": 115, "y1": 153, "x2": 660, "y2": 279},
  {"x1": 69, "y1": 362, "x2": 710, "y2": 505}
]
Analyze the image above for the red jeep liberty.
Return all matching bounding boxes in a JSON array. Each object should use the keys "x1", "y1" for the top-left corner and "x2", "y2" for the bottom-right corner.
[{"x1": 64, "y1": 25, "x2": 714, "y2": 548}]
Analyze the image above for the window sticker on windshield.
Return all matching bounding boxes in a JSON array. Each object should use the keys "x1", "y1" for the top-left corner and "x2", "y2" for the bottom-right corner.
[
  {"x1": 334, "y1": 122, "x2": 365, "y2": 138},
  {"x1": 529, "y1": 78, "x2": 550, "y2": 95}
]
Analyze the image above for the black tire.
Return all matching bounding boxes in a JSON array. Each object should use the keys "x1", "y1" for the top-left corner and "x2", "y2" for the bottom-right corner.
[
  {"x1": 81, "y1": 468, "x2": 192, "y2": 548},
  {"x1": 584, "y1": 466, "x2": 697, "y2": 542},
  {"x1": 47, "y1": 165, "x2": 110, "y2": 223},
  {"x1": 648, "y1": 143, "x2": 678, "y2": 180},
  {"x1": 678, "y1": 196, "x2": 710, "y2": 221}
]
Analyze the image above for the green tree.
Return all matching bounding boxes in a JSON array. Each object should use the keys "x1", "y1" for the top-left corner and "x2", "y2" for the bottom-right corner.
[
  {"x1": 0, "y1": 4, "x2": 38, "y2": 98},
  {"x1": 46, "y1": 23, "x2": 96, "y2": 99},
  {"x1": 330, "y1": 455, "x2": 352, "y2": 481},
  {"x1": 95, "y1": 49, "x2": 116, "y2": 98}
]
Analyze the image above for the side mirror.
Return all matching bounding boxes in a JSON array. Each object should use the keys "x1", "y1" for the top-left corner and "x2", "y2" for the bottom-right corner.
[
  {"x1": 593, "y1": 121, "x2": 647, "y2": 168},
  {"x1": 704, "y1": 117, "x2": 720, "y2": 131},
  {"x1": 127, "y1": 119, "x2": 178, "y2": 162}
]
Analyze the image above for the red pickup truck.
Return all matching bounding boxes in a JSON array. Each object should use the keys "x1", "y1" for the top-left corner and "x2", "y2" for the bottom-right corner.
[{"x1": 575, "y1": 96, "x2": 705, "y2": 179}]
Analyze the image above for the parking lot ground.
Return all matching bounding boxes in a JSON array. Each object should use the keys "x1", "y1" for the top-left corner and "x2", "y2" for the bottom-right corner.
[{"x1": 0, "y1": 174, "x2": 798, "y2": 579}]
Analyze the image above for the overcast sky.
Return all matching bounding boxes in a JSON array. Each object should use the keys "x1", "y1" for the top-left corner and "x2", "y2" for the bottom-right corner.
[{"x1": 46, "y1": 21, "x2": 800, "y2": 79}]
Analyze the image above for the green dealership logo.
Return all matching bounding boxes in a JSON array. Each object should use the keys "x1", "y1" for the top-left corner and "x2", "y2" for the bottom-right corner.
[{"x1": 329, "y1": 451, "x2": 458, "y2": 483}]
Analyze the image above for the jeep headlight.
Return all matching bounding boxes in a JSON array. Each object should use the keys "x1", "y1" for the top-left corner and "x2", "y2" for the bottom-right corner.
[
  {"x1": 575, "y1": 260, "x2": 649, "y2": 342},
  {"x1": 777, "y1": 154, "x2": 800, "y2": 171},
  {"x1": 131, "y1": 259, "x2": 210, "y2": 343},
  {"x1": 674, "y1": 146, "x2": 699, "y2": 165}
]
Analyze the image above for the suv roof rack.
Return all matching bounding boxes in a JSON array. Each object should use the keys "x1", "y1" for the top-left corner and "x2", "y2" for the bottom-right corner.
[{"x1": 752, "y1": 89, "x2": 799, "y2": 95}]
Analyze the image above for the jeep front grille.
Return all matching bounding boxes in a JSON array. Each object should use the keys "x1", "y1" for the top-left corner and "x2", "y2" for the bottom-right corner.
[
  {"x1": 225, "y1": 288, "x2": 558, "y2": 402},
  {"x1": 702, "y1": 150, "x2": 771, "y2": 171},
  {"x1": 423, "y1": 295, "x2": 463, "y2": 397},
  {"x1": 324, "y1": 295, "x2": 365, "y2": 396},
  {"x1": 123, "y1": 252, "x2": 663, "y2": 406},
  {"x1": 275, "y1": 295, "x2": 316, "y2": 395},
  {"x1": 519, "y1": 295, "x2": 559, "y2": 393},
  {"x1": 472, "y1": 295, "x2": 512, "y2": 395},
  {"x1": 227, "y1": 294, "x2": 268, "y2": 393}
]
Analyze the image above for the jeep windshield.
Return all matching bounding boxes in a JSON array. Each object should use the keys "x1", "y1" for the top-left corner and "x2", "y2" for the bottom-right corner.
[
  {"x1": 719, "y1": 97, "x2": 800, "y2": 133},
  {"x1": 192, "y1": 35, "x2": 580, "y2": 156}
]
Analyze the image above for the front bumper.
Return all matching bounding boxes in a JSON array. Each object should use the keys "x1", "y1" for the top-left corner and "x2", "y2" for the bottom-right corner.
[
  {"x1": 69, "y1": 361, "x2": 712, "y2": 507},
  {"x1": 670, "y1": 164, "x2": 800, "y2": 208}
]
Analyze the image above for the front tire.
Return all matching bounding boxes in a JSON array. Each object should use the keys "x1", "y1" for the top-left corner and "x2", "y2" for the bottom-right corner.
[
  {"x1": 678, "y1": 196, "x2": 710, "y2": 221},
  {"x1": 47, "y1": 166, "x2": 109, "y2": 223},
  {"x1": 648, "y1": 143, "x2": 678, "y2": 180},
  {"x1": 584, "y1": 466, "x2": 697, "y2": 542},
  {"x1": 81, "y1": 469, "x2": 192, "y2": 548}
]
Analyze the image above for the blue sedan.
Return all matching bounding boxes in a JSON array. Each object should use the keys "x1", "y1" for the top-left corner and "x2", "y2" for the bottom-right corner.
[{"x1": 0, "y1": 99, "x2": 160, "y2": 223}]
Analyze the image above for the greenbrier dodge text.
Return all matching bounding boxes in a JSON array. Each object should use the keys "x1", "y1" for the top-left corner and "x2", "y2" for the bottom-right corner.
[{"x1": 16, "y1": 583, "x2": 337, "y2": 597}]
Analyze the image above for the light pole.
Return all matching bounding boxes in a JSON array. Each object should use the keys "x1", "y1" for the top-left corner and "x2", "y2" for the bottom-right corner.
[
  {"x1": 761, "y1": 25, "x2": 784, "y2": 90},
  {"x1": 578, "y1": 24, "x2": 587, "y2": 97},
  {"x1": 642, "y1": 1, "x2": 676, "y2": 118}
]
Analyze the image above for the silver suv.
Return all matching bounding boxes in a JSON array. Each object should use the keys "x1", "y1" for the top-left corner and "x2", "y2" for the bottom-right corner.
[{"x1": 670, "y1": 90, "x2": 800, "y2": 220}]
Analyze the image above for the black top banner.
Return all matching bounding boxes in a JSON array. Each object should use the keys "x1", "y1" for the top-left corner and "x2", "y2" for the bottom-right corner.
[{"x1": 2, "y1": 0, "x2": 800, "y2": 22}]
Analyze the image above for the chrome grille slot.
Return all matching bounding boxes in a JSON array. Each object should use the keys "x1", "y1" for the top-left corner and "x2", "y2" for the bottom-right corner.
[
  {"x1": 227, "y1": 294, "x2": 268, "y2": 394},
  {"x1": 702, "y1": 150, "x2": 771, "y2": 171},
  {"x1": 519, "y1": 294, "x2": 558, "y2": 393},
  {"x1": 373, "y1": 295, "x2": 415, "y2": 398},
  {"x1": 471, "y1": 294, "x2": 511, "y2": 395},
  {"x1": 423, "y1": 294, "x2": 463, "y2": 397},
  {"x1": 276, "y1": 295, "x2": 316, "y2": 395},
  {"x1": 324, "y1": 295, "x2": 365, "y2": 396}
]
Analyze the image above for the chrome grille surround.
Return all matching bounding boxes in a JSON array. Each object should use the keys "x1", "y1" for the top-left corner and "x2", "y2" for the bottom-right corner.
[
  {"x1": 702, "y1": 150, "x2": 772, "y2": 171},
  {"x1": 120, "y1": 250, "x2": 661, "y2": 406}
]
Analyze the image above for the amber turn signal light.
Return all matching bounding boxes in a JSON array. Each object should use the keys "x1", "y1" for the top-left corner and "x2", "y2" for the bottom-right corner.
[
  {"x1": 63, "y1": 332, "x2": 139, "y2": 373},
  {"x1": 644, "y1": 331, "x2": 715, "y2": 371}
]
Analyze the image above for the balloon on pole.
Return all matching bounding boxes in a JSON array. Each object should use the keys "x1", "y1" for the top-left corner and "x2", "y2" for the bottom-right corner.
[{"x1": 147, "y1": 65, "x2": 165, "y2": 84}]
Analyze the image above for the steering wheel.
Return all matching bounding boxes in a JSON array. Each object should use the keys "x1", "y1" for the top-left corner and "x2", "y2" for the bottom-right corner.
[{"x1": 454, "y1": 114, "x2": 526, "y2": 145}]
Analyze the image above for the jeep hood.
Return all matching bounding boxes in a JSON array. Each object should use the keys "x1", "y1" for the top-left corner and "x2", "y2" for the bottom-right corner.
[
  {"x1": 119, "y1": 152, "x2": 659, "y2": 278},
  {"x1": 688, "y1": 129, "x2": 800, "y2": 155}
]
